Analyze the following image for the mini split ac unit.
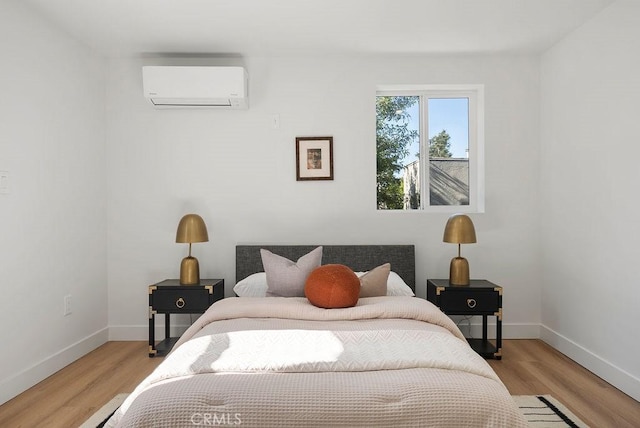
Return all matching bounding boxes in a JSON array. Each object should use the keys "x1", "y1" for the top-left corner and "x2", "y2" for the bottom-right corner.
[{"x1": 142, "y1": 66, "x2": 248, "y2": 109}]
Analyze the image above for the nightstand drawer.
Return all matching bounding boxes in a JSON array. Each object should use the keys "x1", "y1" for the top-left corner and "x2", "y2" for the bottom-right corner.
[
  {"x1": 150, "y1": 287, "x2": 212, "y2": 313},
  {"x1": 439, "y1": 290, "x2": 499, "y2": 314}
]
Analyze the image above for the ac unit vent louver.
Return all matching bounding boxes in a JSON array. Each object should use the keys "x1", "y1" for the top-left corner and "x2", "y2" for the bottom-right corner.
[{"x1": 142, "y1": 66, "x2": 248, "y2": 109}]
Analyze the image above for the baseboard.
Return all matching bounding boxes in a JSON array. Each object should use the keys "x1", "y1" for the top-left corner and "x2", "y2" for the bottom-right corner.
[
  {"x1": 0, "y1": 328, "x2": 108, "y2": 406},
  {"x1": 451, "y1": 319, "x2": 540, "y2": 340},
  {"x1": 109, "y1": 324, "x2": 190, "y2": 341},
  {"x1": 541, "y1": 324, "x2": 640, "y2": 402}
]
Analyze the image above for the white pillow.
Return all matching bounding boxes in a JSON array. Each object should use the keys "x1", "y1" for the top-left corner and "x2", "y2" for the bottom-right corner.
[
  {"x1": 387, "y1": 271, "x2": 415, "y2": 296},
  {"x1": 233, "y1": 272, "x2": 268, "y2": 297},
  {"x1": 234, "y1": 269, "x2": 414, "y2": 297}
]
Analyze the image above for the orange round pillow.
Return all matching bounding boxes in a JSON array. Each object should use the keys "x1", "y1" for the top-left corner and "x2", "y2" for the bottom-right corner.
[{"x1": 305, "y1": 264, "x2": 360, "y2": 309}]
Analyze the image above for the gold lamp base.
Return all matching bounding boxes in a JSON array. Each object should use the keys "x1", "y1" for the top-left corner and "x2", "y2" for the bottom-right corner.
[
  {"x1": 180, "y1": 256, "x2": 200, "y2": 285},
  {"x1": 449, "y1": 256, "x2": 470, "y2": 286}
]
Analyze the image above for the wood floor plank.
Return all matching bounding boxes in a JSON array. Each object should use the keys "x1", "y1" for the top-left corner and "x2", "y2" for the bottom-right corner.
[{"x1": 0, "y1": 340, "x2": 638, "y2": 427}]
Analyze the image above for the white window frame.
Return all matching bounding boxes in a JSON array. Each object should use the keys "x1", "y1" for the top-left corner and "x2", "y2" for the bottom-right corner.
[{"x1": 376, "y1": 84, "x2": 485, "y2": 213}]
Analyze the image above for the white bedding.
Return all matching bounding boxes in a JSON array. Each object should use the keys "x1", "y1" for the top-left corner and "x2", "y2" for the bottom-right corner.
[{"x1": 106, "y1": 297, "x2": 527, "y2": 427}]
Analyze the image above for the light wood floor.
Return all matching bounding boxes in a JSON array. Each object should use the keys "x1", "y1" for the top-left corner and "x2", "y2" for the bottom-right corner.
[
  {"x1": 0, "y1": 340, "x2": 638, "y2": 427},
  {"x1": 487, "y1": 340, "x2": 639, "y2": 427}
]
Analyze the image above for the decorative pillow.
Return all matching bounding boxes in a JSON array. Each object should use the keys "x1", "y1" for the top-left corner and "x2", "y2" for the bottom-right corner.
[
  {"x1": 261, "y1": 246, "x2": 323, "y2": 297},
  {"x1": 354, "y1": 270, "x2": 415, "y2": 297},
  {"x1": 233, "y1": 272, "x2": 267, "y2": 297},
  {"x1": 304, "y1": 264, "x2": 360, "y2": 309},
  {"x1": 359, "y1": 263, "x2": 390, "y2": 297}
]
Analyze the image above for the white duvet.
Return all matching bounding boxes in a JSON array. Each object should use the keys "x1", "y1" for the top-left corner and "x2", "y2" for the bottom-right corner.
[{"x1": 106, "y1": 296, "x2": 527, "y2": 427}]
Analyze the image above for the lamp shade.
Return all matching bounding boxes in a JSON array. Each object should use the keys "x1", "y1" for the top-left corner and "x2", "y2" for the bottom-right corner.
[
  {"x1": 176, "y1": 214, "x2": 209, "y2": 243},
  {"x1": 443, "y1": 214, "x2": 477, "y2": 244}
]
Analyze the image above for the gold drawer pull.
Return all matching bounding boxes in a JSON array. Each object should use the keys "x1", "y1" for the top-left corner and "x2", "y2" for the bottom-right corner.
[
  {"x1": 176, "y1": 297, "x2": 185, "y2": 309},
  {"x1": 467, "y1": 298, "x2": 477, "y2": 309}
]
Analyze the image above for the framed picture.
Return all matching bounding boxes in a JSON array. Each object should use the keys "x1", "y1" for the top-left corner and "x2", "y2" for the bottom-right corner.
[{"x1": 296, "y1": 136, "x2": 334, "y2": 181}]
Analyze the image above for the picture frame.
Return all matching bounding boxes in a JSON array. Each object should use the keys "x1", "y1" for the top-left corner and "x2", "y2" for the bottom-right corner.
[{"x1": 296, "y1": 136, "x2": 334, "y2": 181}]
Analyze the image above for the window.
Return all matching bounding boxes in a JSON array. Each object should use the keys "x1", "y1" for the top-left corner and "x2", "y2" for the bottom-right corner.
[{"x1": 376, "y1": 85, "x2": 484, "y2": 213}]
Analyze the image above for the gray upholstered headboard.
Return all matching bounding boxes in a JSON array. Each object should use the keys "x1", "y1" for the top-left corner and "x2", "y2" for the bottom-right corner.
[{"x1": 235, "y1": 245, "x2": 415, "y2": 291}]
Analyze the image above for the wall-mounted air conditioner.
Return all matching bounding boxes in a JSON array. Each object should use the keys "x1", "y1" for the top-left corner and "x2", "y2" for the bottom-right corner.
[{"x1": 142, "y1": 66, "x2": 248, "y2": 109}]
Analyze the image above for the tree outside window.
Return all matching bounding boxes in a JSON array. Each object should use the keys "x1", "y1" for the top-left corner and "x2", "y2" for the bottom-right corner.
[{"x1": 376, "y1": 86, "x2": 484, "y2": 213}]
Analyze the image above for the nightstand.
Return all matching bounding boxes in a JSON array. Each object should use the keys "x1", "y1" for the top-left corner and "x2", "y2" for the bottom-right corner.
[
  {"x1": 426, "y1": 279, "x2": 502, "y2": 359},
  {"x1": 148, "y1": 278, "x2": 224, "y2": 357}
]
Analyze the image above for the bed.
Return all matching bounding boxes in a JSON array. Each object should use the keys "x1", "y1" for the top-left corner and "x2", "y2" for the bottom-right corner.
[{"x1": 106, "y1": 245, "x2": 526, "y2": 427}]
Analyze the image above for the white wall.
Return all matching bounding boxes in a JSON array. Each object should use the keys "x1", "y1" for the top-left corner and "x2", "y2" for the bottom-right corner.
[
  {"x1": 3, "y1": 0, "x2": 638, "y2": 408},
  {"x1": 540, "y1": 0, "x2": 640, "y2": 401},
  {"x1": 0, "y1": 1, "x2": 107, "y2": 404},
  {"x1": 106, "y1": 54, "x2": 542, "y2": 340}
]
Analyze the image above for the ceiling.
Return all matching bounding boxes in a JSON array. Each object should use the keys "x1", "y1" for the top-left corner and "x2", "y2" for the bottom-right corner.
[{"x1": 23, "y1": 0, "x2": 614, "y2": 57}]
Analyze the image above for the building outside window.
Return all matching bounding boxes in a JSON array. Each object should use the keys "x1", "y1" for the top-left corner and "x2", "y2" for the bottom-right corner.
[{"x1": 376, "y1": 85, "x2": 484, "y2": 213}]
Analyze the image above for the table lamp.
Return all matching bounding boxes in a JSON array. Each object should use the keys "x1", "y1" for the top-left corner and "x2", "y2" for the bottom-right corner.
[
  {"x1": 443, "y1": 214, "x2": 477, "y2": 286},
  {"x1": 176, "y1": 214, "x2": 209, "y2": 285}
]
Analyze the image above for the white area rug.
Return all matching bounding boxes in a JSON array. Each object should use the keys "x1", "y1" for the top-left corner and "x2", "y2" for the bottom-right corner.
[{"x1": 514, "y1": 395, "x2": 590, "y2": 427}]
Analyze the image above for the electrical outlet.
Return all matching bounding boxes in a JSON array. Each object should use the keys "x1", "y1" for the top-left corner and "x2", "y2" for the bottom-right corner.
[
  {"x1": 64, "y1": 295, "x2": 72, "y2": 316},
  {"x1": 0, "y1": 171, "x2": 9, "y2": 194}
]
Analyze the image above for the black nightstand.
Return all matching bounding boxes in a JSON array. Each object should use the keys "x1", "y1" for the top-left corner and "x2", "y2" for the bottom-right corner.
[
  {"x1": 427, "y1": 279, "x2": 502, "y2": 359},
  {"x1": 148, "y1": 279, "x2": 224, "y2": 357}
]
